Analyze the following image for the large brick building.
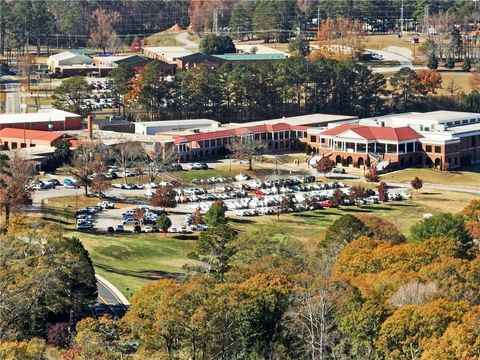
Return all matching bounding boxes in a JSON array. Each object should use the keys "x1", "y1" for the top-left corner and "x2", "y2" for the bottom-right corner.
[{"x1": 307, "y1": 111, "x2": 480, "y2": 170}]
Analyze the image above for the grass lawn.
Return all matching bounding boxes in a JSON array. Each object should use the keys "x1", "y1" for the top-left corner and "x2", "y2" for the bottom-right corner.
[
  {"x1": 169, "y1": 164, "x2": 274, "y2": 183},
  {"x1": 71, "y1": 231, "x2": 197, "y2": 297},
  {"x1": 381, "y1": 166, "x2": 480, "y2": 187},
  {"x1": 231, "y1": 189, "x2": 477, "y2": 249},
  {"x1": 146, "y1": 30, "x2": 181, "y2": 46},
  {"x1": 436, "y1": 71, "x2": 474, "y2": 95},
  {"x1": 362, "y1": 34, "x2": 417, "y2": 51}
]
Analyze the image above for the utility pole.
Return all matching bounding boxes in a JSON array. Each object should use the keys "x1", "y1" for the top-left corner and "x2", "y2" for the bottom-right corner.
[
  {"x1": 424, "y1": 5, "x2": 429, "y2": 34},
  {"x1": 213, "y1": 8, "x2": 219, "y2": 35},
  {"x1": 317, "y1": 5, "x2": 320, "y2": 42},
  {"x1": 400, "y1": 0, "x2": 404, "y2": 37}
]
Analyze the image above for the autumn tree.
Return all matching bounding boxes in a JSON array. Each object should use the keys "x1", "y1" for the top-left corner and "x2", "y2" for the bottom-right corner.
[
  {"x1": 191, "y1": 208, "x2": 204, "y2": 226},
  {"x1": 377, "y1": 182, "x2": 388, "y2": 202},
  {"x1": 150, "y1": 186, "x2": 177, "y2": 210},
  {"x1": 0, "y1": 218, "x2": 96, "y2": 341},
  {"x1": 411, "y1": 176, "x2": 423, "y2": 195},
  {"x1": 410, "y1": 213, "x2": 473, "y2": 258},
  {"x1": 137, "y1": 142, "x2": 177, "y2": 183},
  {"x1": 196, "y1": 225, "x2": 238, "y2": 281},
  {"x1": 130, "y1": 35, "x2": 141, "y2": 52},
  {"x1": 227, "y1": 135, "x2": 269, "y2": 171},
  {"x1": 316, "y1": 156, "x2": 335, "y2": 177},
  {"x1": 0, "y1": 153, "x2": 33, "y2": 222},
  {"x1": 89, "y1": 8, "x2": 120, "y2": 54},
  {"x1": 349, "y1": 185, "x2": 368, "y2": 204},
  {"x1": 417, "y1": 69, "x2": 443, "y2": 96},
  {"x1": 365, "y1": 167, "x2": 380, "y2": 183},
  {"x1": 330, "y1": 188, "x2": 345, "y2": 208}
]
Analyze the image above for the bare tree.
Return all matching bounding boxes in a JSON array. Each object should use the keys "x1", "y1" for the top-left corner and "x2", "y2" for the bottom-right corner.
[
  {"x1": 70, "y1": 142, "x2": 102, "y2": 196},
  {"x1": 110, "y1": 141, "x2": 140, "y2": 184},
  {"x1": 445, "y1": 79, "x2": 462, "y2": 96},
  {"x1": 137, "y1": 142, "x2": 178, "y2": 183},
  {"x1": 89, "y1": 8, "x2": 121, "y2": 54},
  {"x1": 227, "y1": 135, "x2": 269, "y2": 171},
  {"x1": 90, "y1": 154, "x2": 110, "y2": 197}
]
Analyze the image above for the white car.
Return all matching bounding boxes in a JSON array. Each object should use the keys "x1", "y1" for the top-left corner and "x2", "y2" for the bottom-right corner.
[
  {"x1": 168, "y1": 226, "x2": 178, "y2": 233},
  {"x1": 97, "y1": 201, "x2": 114, "y2": 209},
  {"x1": 235, "y1": 173, "x2": 251, "y2": 181},
  {"x1": 144, "y1": 226, "x2": 155, "y2": 233}
]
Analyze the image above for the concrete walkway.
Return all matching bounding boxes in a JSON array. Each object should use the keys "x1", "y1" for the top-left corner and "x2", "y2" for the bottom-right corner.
[{"x1": 175, "y1": 32, "x2": 198, "y2": 49}]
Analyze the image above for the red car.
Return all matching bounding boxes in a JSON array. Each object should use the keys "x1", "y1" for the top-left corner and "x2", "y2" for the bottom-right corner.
[
  {"x1": 319, "y1": 201, "x2": 333, "y2": 208},
  {"x1": 255, "y1": 190, "x2": 266, "y2": 196}
]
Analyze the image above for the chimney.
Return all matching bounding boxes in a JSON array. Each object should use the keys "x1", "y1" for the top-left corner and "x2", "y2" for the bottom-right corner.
[{"x1": 87, "y1": 115, "x2": 94, "y2": 139}]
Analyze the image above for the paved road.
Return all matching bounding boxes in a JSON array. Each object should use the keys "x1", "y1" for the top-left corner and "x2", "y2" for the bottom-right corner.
[
  {"x1": 95, "y1": 275, "x2": 129, "y2": 318},
  {"x1": 175, "y1": 31, "x2": 198, "y2": 49}
]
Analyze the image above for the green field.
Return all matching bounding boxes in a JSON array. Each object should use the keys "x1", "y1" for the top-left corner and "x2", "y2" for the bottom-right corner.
[
  {"x1": 382, "y1": 166, "x2": 480, "y2": 186},
  {"x1": 146, "y1": 30, "x2": 181, "y2": 46},
  {"x1": 72, "y1": 231, "x2": 197, "y2": 297}
]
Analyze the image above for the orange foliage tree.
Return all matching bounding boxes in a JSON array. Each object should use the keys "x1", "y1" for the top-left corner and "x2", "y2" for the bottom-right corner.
[{"x1": 417, "y1": 69, "x2": 443, "y2": 95}]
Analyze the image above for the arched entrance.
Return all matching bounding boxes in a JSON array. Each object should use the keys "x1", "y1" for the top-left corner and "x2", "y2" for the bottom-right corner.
[
  {"x1": 434, "y1": 158, "x2": 441, "y2": 169},
  {"x1": 357, "y1": 157, "x2": 364, "y2": 166},
  {"x1": 346, "y1": 156, "x2": 353, "y2": 166},
  {"x1": 335, "y1": 155, "x2": 342, "y2": 164}
]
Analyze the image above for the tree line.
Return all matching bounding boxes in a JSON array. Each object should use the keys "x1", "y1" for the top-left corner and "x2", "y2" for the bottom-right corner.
[{"x1": 3, "y1": 198, "x2": 480, "y2": 359}]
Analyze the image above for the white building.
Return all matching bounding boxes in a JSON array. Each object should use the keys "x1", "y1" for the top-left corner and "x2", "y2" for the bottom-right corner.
[
  {"x1": 134, "y1": 119, "x2": 220, "y2": 135},
  {"x1": 47, "y1": 51, "x2": 93, "y2": 72}
]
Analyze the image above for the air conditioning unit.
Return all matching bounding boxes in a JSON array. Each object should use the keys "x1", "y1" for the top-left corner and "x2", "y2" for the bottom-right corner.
[{"x1": 193, "y1": 128, "x2": 200, "y2": 133}]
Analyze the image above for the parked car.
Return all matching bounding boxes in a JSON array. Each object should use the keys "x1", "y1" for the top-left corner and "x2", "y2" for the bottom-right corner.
[
  {"x1": 77, "y1": 223, "x2": 93, "y2": 230},
  {"x1": 106, "y1": 226, "x2": 114, "y2": 233},
  {"x1": 115, "y1": 225, "x2": 124, "y2": 232},
  {"x1": 133, "y1": 225, "x2": 142, "y2": 233},
  {"x1": 122, "y1": 218, "x2": 139, "y2": 225}
]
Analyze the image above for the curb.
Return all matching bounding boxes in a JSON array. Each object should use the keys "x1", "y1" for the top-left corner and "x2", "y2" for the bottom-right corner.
[{"x1": 95, "y1": 274, "x2": 130, "y2": 306}]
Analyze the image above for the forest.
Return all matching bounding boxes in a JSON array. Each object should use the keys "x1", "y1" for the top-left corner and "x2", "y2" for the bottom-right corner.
[{"x1": 2, "y1": 201, "x2": 480, "y2": 359}]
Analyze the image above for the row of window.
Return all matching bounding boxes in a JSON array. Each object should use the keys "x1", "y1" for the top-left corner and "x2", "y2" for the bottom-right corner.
[
  {"x1": 445, "y1": 118, "x2": 479, "y2": 127},
  {"x1": 425, "y1": 145, "x2": 442, "y2": 154}
]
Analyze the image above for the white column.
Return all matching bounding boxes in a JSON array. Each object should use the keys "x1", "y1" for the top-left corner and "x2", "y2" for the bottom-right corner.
[
  {"x1": 374, "y1": 142, "x2": 376, "y2": 153},
  {"x1": 354, "y1": 142, "x2": 357, "y2": 153}
]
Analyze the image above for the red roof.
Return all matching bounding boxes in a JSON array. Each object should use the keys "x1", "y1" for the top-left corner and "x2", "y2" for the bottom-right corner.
[
  {"x1": 321, "y1": 124, "x2": 422, "y2": 141},
  {"x1": 173, "y1": 122, "x2": 301, "y2": 144},
  {"x1": 0, "y1": 128, "x2": 64, "y2": 142}
]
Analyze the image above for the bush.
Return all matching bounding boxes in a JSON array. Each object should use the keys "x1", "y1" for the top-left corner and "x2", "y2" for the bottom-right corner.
[
  {"x1": 462, "y1": 57, "x2": 472, "y2": 72},
  {"x1": 427, "y1": 54, "x2": 438, "y2": 70},
  {"x1": 444, "y1": 58, "x2": 455, "y2": 69}
]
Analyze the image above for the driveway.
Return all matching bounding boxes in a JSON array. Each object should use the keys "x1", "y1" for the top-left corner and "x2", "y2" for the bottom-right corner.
[{"x1": 175, "y1": 31, "x2": 198, "y2": 49}]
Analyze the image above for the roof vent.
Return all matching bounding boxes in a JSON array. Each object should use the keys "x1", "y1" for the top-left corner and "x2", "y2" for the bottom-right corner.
[{"x1": 193, "y1": 128, "x2": 200, "y2": 133}]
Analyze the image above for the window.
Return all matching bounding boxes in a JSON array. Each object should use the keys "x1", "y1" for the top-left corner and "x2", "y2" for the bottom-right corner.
[
  {"x1": 321, "y1": 138, "x2": 326, "y2": 144},
  {"x1": 262, "y1": 133, "x2": 267, "y2": 140},
  {"x1": 11, "y1": 142, "x2": 17, "y2": 149},
  {"x1": 284, "y1": 131, "x2": 289, "y2": 139},
  {"x1": 434, "y1": 146, "x2": 441, "y2": 153},
  {"x1": 21, "y1": 143, "x2": 26, "y2": 148},
  {"x1": 455, "y1": 120, "x2": 461, "y2": 125},
  {"x1": 310, "y1": 135, "x2": 317, "y2": 143},
  {"x1": 204, "y1": 141, "x2": 209, "y2": 148},
  {"x1": 462, "y1": 119, "x2": 469, "y2": 124},
  {"x1": 211, "y1": 139, "x2": 216, "y2": 147},
  {"x1": 446, "y1": 122, "x2": 452, "y2": 126},
  {"x1": 470, "y1": 119, "x2": 476, "y2": 123},
  {"x1": 425, "y1": 145, "x2": 432, "y2": 152},
  {"x1": 279, "y1": 132, "x2": 284, "y2": 140}
]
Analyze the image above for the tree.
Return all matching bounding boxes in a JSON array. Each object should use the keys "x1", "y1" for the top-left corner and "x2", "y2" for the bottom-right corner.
[
  {"x1": 411, "y1": 176, "x2": 423, "y2": 194},
  {"x1": 316, "y1": 156, "x2": 334, "y2": 177},
  {"x1": 390, "y1": 67, "x2": 421, "y2": 111},
  {"x1": 462, "y1": 57, "x2": 472, "y2": 72},
  {"x1": 89, "y1": 154, "x2": 109, "y2": 197},
  {"x1": 330, "y1": 188, "x2": 345, "y2": 208},
  {"x1": 204, "y1": 203, "x2": 227, "y2": 227},
  {"x1": 47, "y1": 322, "x2": 69, "y2": 348},
  {"x1": 377, "y1": 299, "x2": 469, "y2": 360},
  {"x1": 53, "y1": 139, "x2": 72, "y2": 165},
  {"x1": 417, "y1": 69, "x2": 443, "y2": 96},
  {"x1": 110, "y1": 141, "x2": 139, "y2": 184},
  {"x1": 349, "y1": 185, "x2": 368, "y2": 204},
  {"x1": 18, "y1": 55, "x2": 35, "y2": 91},
  {"x1": 444, "y1": 57, "x2": 455, "y2": 69},
  {"x1": 130, "y1": 35, "x2": 141, "y2": 52},
  {"x1": 377, "y1": 182, "x2": 388, "y2": 202},
  {"x1": 0, "y1": 153, "x2": 33, "y2": 222},
  {"x1": 427, "y1": 54, "x2": 439, "y2": 69},
  {"x1": 108, "y1": 64, "x2": 135, "y2": 98},
  {"x1": 410, "y1": 213, "x2": 473, "y2": 257},
  {"x1": 136, "y1": 61, "x2": 169, "y2": 121},
  {"x1": 70, "y1": 142, "x2": 100, "y2": 196},
  {"x1": 156, "y1": 214, "x2": 172, "y2": 234},
  {"x1": 277, "y1": 194, "x2": 295, "y2": 219},
  {"x1": 89, "y1": 8, "x2": 120, "y2": 54},
  {"x1": 288, "y1": 34, "x2": 310, "y2": 57},
  {"x1": 138, "y1": 142, "x2": 177, "y2": 183},
  {"x1": 199, "y1": 34, "x2": 236, "y2": 55},
  {"x1": 151, "y1": 186, "x2": 177, "y2": 210},
  {"x1": 52, "y1": 76, "x2": 91, "y2": 116},
  {"x1": 197, "y1": 224, "x2": 238, "y2": 281},
  {"x1": 445, "y1": 79, "x2": 461, "y2": 96},
  {"x1": 227, "y1": 135, "x2": 268, "y2": 171},
  {"x1": 0, "y1": 218, "x2": 96, "y2": 341},
  {"x1": 191, "y1": 208, "x2": 204, "y2": 226},
  {"x1": 323, "y1": 214, "x2": 370, "y2": 252},
  {"x1": 365, "y1": 167, "x2": 380, "y2": 183}
]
